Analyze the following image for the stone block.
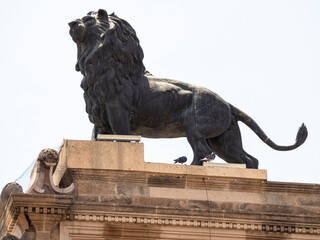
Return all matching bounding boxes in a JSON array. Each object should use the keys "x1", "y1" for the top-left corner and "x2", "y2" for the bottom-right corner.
[{"x1": 53, "y1": 139, "x2": 267, "y2": 186}]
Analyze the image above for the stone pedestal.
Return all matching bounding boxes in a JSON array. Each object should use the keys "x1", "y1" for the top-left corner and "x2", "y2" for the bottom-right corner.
[{"x1": 1, "y1": 139, "x2": 320, "y2": 239}]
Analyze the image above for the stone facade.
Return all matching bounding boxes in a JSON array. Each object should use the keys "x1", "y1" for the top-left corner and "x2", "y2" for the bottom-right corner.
[{"x1": 1, "y1": 139, "x2": 319, "y2": 239}]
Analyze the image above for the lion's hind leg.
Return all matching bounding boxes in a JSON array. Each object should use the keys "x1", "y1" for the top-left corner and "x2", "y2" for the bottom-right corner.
[
  {"x1": 207, "y1": 120, "x2": 259, "y2": 169},
  {"x1": 185, "y1": 131, "x2": 214, "y2": 166}
]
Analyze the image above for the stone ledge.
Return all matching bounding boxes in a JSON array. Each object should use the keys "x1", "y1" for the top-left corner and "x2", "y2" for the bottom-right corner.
[
  {"x1": 5, "y1": 193, "x2": 320, "y2": 238},
  {"x1": 53, "y1": 139, "x2": 267, "y2": 186},
  {"x1": 203, "y1": 162, "x2": 246, "y2": 168}
]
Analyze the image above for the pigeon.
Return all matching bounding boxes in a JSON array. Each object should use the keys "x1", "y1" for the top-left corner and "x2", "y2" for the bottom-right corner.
[
  {"x1": 200, "y1": 152, "x2": 216, "y2": 162},
  {"x1": 173, "y1": 156, "x2": 187, "y2": 164}
]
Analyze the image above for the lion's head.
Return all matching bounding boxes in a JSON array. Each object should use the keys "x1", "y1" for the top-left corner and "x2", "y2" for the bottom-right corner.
[{"x1": 69, "y1": 9, "x2": 146, "y2": 128}]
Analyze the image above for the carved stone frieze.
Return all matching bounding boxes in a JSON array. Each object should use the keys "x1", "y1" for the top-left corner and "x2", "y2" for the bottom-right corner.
[{"x1": 66, "y1": 212, "x2": 320, "y2": 235}]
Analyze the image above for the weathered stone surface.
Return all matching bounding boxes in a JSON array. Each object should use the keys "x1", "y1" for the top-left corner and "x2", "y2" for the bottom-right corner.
[
  {"x1": 1, "y1": 140, "x2": 319, "y2": 239},
  {"x1": 53, "y1": 139, "x2": 267, "y2": 185}
]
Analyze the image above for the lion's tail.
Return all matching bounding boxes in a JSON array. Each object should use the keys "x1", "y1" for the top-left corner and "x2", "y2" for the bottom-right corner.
[{"x1": 230, "y1": 104, "x2": 308, "y2": 151}]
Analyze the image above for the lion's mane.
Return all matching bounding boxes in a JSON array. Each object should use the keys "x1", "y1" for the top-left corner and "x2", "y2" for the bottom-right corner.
[{"x1": 79, "y1": 11, "x2": 146, "y2": 128}]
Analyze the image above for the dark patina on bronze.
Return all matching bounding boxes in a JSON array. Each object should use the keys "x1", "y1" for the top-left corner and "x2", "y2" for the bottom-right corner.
[{"x1": 69, "y1": 9, "x2": 307, "y2": 168}]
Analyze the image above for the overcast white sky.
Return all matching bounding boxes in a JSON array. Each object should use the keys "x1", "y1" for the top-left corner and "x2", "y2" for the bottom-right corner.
[{"x1": 1, "y1": 0, "x2": 319, "y2": 191}]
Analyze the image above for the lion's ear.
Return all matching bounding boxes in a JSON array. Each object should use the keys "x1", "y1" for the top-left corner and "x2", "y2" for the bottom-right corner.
[{"x1": 98, "y1": 9, "x2": 108, "y2": 19}]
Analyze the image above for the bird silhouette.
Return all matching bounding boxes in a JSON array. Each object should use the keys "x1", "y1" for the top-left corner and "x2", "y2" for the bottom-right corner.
[{"x1": 173, "y1": 156, "x2": 187, "y2": 164}]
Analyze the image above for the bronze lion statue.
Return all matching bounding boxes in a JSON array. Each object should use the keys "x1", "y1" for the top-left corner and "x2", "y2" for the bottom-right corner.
[{"x1": 69, "y1": 9, "x2": 307, "y2": 168}]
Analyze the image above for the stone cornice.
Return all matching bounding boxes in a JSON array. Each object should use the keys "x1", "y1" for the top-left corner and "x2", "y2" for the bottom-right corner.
[
  {"x1": 3, "y1": 193, "x2": 320, "y2": 237},
  {"x1": 2, "y1": 193, "x2": 73, "y2": 235}
]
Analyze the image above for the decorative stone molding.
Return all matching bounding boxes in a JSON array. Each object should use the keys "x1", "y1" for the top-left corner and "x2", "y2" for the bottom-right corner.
[
  {"x1": 26, "y1": 149, "x2": 74, "y2": 195},
  {"x1": 1, "y1": 193, "x2": 73, "y2": 240},
  {"x1": 65, "y1": 212, "x2": 320, "y2": 235},
  {"x1": 4, "y1": 193, "x2": 319, "y2": 238},
  {"x1": 0, "y1": 183, "x2": 23, "y2": 238}
]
